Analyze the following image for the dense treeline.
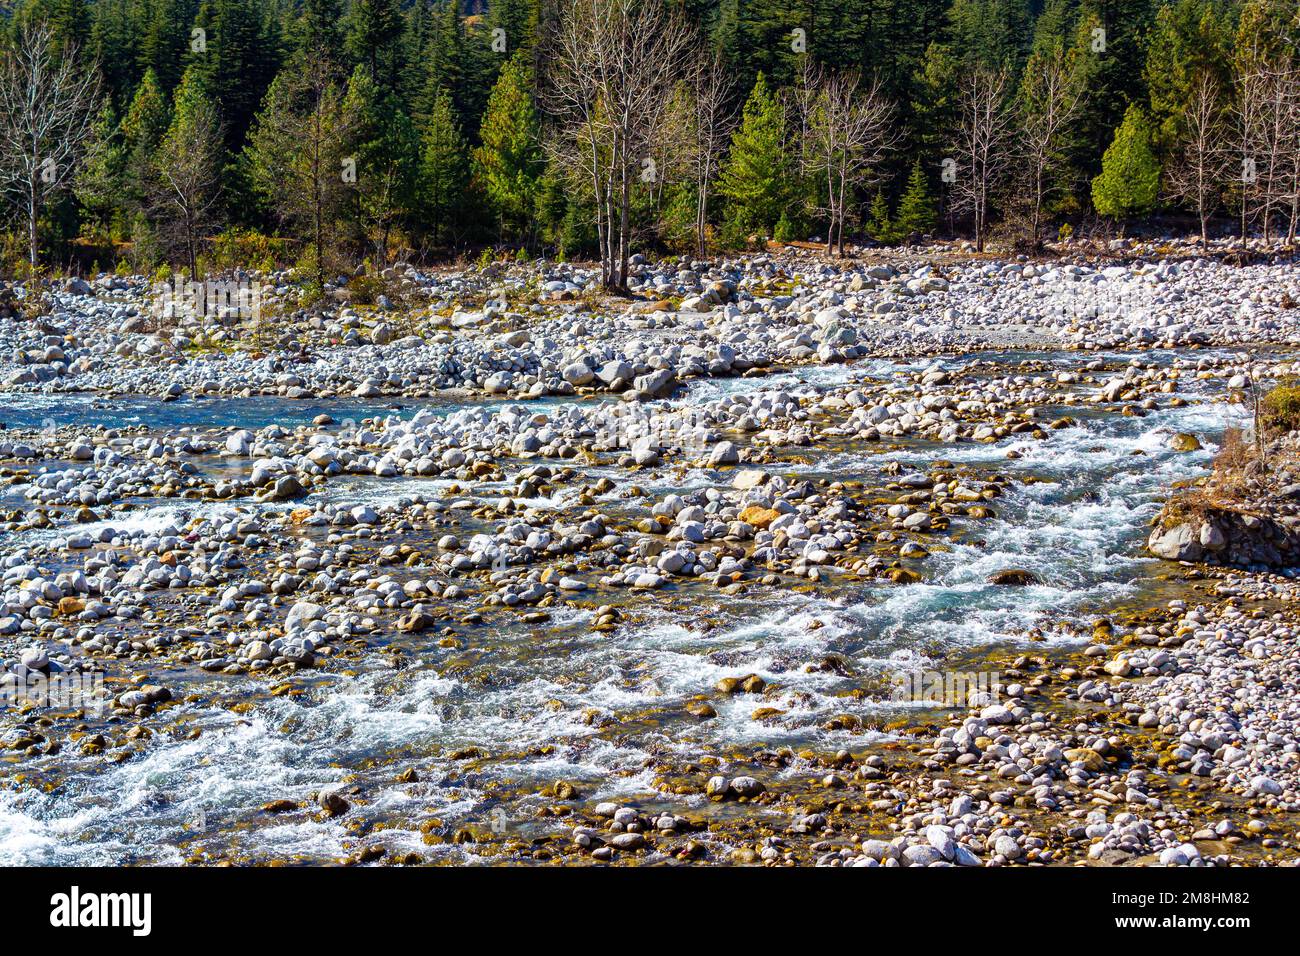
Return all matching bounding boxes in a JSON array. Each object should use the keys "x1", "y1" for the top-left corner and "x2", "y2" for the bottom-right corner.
[{"x1": 0, "y1": 0, "x2": 1296, "y2": 288}]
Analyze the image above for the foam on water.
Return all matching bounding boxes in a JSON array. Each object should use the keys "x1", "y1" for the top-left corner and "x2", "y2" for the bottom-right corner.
[
  {"x1": 20, "y1": 499, "x2": 269, "y2": 546},
  {"x1": 0, "y1": 357, "x2": 1259, "y2": 863}
]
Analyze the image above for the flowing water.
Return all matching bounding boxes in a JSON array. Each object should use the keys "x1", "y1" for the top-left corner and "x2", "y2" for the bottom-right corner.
[{"x1": 0, "y1": 348, "x2": 1257, "y2": 864}]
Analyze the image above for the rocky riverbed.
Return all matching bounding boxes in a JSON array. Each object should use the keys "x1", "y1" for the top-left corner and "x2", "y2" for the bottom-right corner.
[{"x1": 2, "y1": 246, "x2": 1299, "y2": 866}]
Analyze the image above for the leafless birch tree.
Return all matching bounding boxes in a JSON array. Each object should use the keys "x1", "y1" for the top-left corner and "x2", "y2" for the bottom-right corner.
[
  {"x1": 545, "y1": 0, "x2": 693, "y2": 291},
  {"x1": 687, "y1": 51, "x2": 737, "y2": 257},
  {"x1": 0, "y1": 21, "x2": 100, "y2": 270},
  {"x1": 1018, "y1": 44, "x2": 1081, "y2": 247},
  {"x1": 1234, "y1": 34, "x2": 1300, "y2": 245},
  {"x1": 805, "y1": 68, "x2": 898, "y2": 257},
  {"x1": 149, "y1": 81, "x2": 224, "y2": 280},
  {"x1": 951, "y1": 64, "x2": 1015, "y2": 253},
  {"x1": 1283, "y1": 66, "x2": 1300, "y2": 243},
  {"x1": 1166, "y1": 72, "x2": 1230, "y2": 246}
]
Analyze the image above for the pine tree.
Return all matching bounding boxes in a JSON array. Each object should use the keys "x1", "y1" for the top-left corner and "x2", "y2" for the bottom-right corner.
[
  {"x1": 1071, "y1": 0, "x2": 1160, "y2": 180},
  {"x1": 418, "y1": 1, "x2": 465, "y2": 127},
  {"x1": 346, "y1": 0, "x2": 403, "y2": 89},
  {"x1": 343, "y1": 65, "x2": 419, "y2": 265},
  {"x1": 472, "y1": 52, "x2": 542, "y2": 242},
  {"x1": 486, "y1": 0, "x2": 538, "y2": 62},
  {"x1": 730, "y1": 0, "x2": 808, "y2": 89},
  {"x1": 1143, "y1": 0, "x2": 1235, "y2": 153},
  {"x1": 1092, "y1": 103, "x2": 1161, "y2": 222},
  {"x1": 121, "y1": 67, "x2": 171, "y2": 202},
  {"x1": 194, "y1": 0, "x2": 281, "y2": 153},
  {"x1": 45, "y1": 0, "x2": 92, "y2": 54},
  {"x1": 401, "y1": 0, "x2": 433, "y2": 105},
  {"x1": 149, "y1": 66, "x2": 223, "y2": 278},
  {"x1": 137, "y1": 0, "x2": 194, "y2": 94},
  {"x1": 76, "y1": 100, "x2": 128, "y2": 238},
  {"x1": 894, "y1": 160, "x2": 937, "y2": 237},
  {"x1": 89, "y1": 0, "x2": 138, "y2": 110},
  {"x1": 245, "y1": 59, "x2": 358, "y2": 290},
  {"x1": 716, "y1": 72, "x2": 793, "y2": 241},
  {"x1": 947, "y1": 0, "x2": 1035, "y2": 70},
  {"x1": 294, "y1": 0, "x2": 344, "y2": 64},
  {"x1": 418, "y1": 88, "x2": 468, "y2": 247},
  {"x1": 866, "y1": 188, "x2": 895, "y2": 243},
  {"x1": 912, "y1": 42, "x2": 960, "y2": 177},
  {"x1": 1029, "y1": 0, "x2": 1077, "y2": 57}
]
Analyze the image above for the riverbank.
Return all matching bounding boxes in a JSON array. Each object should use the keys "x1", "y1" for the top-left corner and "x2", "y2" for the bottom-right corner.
[{"x1": 2, "y1": 250, "x2": 1298, "y2": 865}]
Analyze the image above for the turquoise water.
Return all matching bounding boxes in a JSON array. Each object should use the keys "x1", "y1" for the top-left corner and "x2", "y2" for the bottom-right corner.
[
  {"x1": 0, "y1": 349, "x2": 1259, "y2": 864},
  {"x1": 0, "y1": 393, "x2": 448, "y2": 431}
]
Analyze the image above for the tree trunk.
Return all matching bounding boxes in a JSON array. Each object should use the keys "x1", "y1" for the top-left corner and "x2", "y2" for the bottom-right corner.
[
  {"x1": 617, "y1": 156, "x2": 630, "y2": 291},
  {"x1": 186, "y1": 211, "x2": 198, "y2": 281},
  {"x1": 696, "y1": 186, "x2": 707, "y2": 258},
  {"x1": 27, "y1": 179, "x2": 39, "y2": 269},
  {"x1": 836, "y1": 172, "x2": 847, "y2": 257},
  {"x1": 1031, "y1": 171, "x2": 1043, "y2": 249}
]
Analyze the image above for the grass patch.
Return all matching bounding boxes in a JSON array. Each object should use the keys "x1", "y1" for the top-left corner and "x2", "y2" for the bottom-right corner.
[{"x1": 1261, "y1": 377, "x2": 1300, "y2": 436}]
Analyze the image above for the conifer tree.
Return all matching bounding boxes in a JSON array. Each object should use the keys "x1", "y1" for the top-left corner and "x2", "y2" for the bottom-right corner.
[
  {"x1": 347, "y1": 0, "x2": 404, "y2": 89},
  {"x1": 418, "y1": 88, "x2": 468, "y2": 247},
  {"x1": 1143, "y1": 0, "x2": 1235, "y2": 152},
  {"x1": 88, "y1": 0, "x2": 137, "y2": 109},
  {"x1": 76, "y1": 100, "x2": 127, "y2": 237},
  {"x1": 1070, "y1": 0, "x2": 1160, "y2": 181},
  {"x1": 245, "y1": 59, "x2": 358, "y2": 291},
  {"x1": 866, "y1": 187, "x2": 895, "y2": 243},
  {"x1": 44, "y1": 0, "x2": 92, "y2": 54},
  {"x1": 418, "y1": 1, "x2": 465, "y2": 127},
  {"x1": 343, "y1": 65, "x2": 419, "y2": 265},
  {"x1": 472, "y1": 52, "x2": 542, "y2": 243},
  {"x1": 1092, "y1": 103, "x2": 1161, "y2": 222},
  {"x1": 121, "y1": 67, "x2": 170, "y2": 202},
  {"x1": 295, "y1": 0, "x2": 345, "y2": 64},
  {"x1": 486, "y1": 0, "x2": 538, "y2": 62},
  {"x1": 947, "y1": 0, "x2": 1034, "y2": 70},
  {"x1": 894, "y1": 160, "x2": 937, "y2": 237},
  {"x1": 149, "y1": 67, "x2": 223, "y2": 278},
  {"x1": 912, "y1": 42, "x2": 960, "y2": 180},
  {"x1": 717, "y1": 72, "x2": 793, "y2": 241},
  {"x1": 194, "y1": 0, "x2": 280, "y2": 152},
  {"x1": 137, "y1": 0, "x2": 193, "y2": 94}
]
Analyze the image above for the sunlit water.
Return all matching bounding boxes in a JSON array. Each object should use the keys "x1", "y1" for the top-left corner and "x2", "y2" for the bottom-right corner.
[{"x1": 0, "y1": 350, "x2": 1257, "y2": 863}]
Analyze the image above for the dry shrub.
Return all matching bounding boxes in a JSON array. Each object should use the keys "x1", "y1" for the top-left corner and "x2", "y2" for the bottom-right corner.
[
  {"x1": 1214, "y1": 426, "x2": 1253, "y2": 473},
  {"x1": 1201, "y1": 426, "x2": 1254, "y2": 502}
]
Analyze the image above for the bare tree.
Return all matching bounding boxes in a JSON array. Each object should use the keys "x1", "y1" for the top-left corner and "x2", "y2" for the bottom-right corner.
[
  {"x1": 646, "y1": 81, "x2": 694, "y2": 246},
  {"x1": 951, "y1": 65, "x2": 1015, "y2": 253},
  {"x1": 1234, "y1": 33, "x2": 1300, "y2": 246},
  {"x1": 1234, "y1": 60, "x2": 1264, "y2": 246},
  {"x1": 1018, "y1": 43, "x2": 1081, "y2": 248},
  {"x1": 1284, "y1": 66, "x2": 1300, "y2": 244},
  {"x1": 1166, "y1": 72, "x2": 1230, "y2": 247},
  {"x1": 805, "y1": 67, "x2": 898, "y2": 257},
  {"x1": 148, "y1": 78, "x2": 224, "y2": 280},
  {"x1": 0, "y1": 21, "x2": 100, "y2": 270},
  {"x1": 545, "y1": 0, "x2": 693, "y2": 291},
  {"x1": 786, "y1": 55, "x2": 821, "y2": 192},
  {"x1": 687, "y1": 50, "x2": 737, "y2": 257}
]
